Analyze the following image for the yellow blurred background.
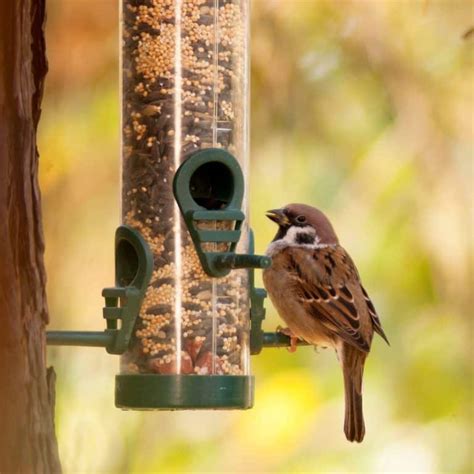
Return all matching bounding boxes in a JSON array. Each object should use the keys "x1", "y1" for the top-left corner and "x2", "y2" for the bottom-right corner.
[{"x1": 40, "y1": 1, "x2": 472, "y2": 472}]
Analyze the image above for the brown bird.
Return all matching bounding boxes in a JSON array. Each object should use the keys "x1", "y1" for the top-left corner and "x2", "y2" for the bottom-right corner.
[{"x1": 263, "y1": 203, "x2": 389, "y2": 443}]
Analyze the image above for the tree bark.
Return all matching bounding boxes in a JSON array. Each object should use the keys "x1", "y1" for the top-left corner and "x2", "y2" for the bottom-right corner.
[{"x1": 0, "y1": 0, "x2": 61, "y2": 472}]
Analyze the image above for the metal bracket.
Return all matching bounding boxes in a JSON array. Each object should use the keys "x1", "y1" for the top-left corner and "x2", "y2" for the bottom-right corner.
[{"x1": 46, "y1": 225, "x2": 153, "y2": 354}]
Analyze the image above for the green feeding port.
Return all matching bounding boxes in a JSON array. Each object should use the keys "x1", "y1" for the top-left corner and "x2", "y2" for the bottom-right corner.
[
  {"x1": 173, "y1": 148, "x2": 271, "y2": 278},
  {"x1": 189, "y1": 160, "x2": 235, "y2": 210},
  {"x1": 46, "y1": 225, "x2": 153, "y2": 355},
  {"x1": 116, "y1": 238, "x2": 140, "y2": 287}
]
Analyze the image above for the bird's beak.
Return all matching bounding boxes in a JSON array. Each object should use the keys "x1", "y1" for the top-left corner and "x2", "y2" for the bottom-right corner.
[{"x1": 266, "y1": 208, "x2": 290, "y2": 226}]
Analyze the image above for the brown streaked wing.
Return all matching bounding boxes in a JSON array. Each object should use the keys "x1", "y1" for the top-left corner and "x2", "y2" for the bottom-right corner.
[
  {"x1": 286, "y1": 246, "x2": 371, "y2": 352},
  {"x1": 361, "y1": 285, "x2": 390, "y2": 345}
]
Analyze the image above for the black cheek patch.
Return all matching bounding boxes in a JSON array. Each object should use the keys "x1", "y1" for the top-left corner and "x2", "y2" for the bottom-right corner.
[{"x1": 296, "y1": 233, "x2": 315, "y2": 245}]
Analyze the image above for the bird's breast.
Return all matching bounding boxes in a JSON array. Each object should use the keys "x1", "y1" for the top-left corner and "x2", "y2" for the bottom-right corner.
[{"x1": 263, "y1": 265, "x2": 336, "y2": 348}]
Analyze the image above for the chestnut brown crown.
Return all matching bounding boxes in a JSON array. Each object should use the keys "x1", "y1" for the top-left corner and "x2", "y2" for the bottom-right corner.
[{"x1": 266, "y1": 203, "x2": 339, "y2": 245}]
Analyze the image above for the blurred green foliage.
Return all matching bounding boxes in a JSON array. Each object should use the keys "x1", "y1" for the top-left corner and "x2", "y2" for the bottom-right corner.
[{"x1": 40, "y1": 1, "x2": 472, "y2": 472}]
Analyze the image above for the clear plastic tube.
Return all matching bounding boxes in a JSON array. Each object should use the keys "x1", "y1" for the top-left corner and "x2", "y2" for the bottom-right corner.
[{"x1": 120, "y1": 0, "x2": 249, "y2": 377}]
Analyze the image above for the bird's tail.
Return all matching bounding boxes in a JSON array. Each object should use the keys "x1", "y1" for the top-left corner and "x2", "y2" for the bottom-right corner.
[{"x1": 341, "y1": 344, "x2": 366, "y2": 443}]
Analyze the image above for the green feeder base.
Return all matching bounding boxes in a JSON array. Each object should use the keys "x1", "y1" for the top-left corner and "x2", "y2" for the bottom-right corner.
[{"x1": 115, "y1": 374, "x2": 254, "y2": 410}]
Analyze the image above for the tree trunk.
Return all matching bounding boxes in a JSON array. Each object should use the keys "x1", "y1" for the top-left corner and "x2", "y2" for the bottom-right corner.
[{"x1": 0, "y1": 0, "x2": 61, "y2": 472}]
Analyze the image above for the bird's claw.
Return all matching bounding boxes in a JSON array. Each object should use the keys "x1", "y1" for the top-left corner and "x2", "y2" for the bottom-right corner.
[{"x1": 276, "y1": 325, "x2": 300, "y2": 353}]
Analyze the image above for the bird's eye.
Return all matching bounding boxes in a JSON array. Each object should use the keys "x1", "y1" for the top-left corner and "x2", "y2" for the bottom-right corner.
[{"x1": 295, "y1": 215, "x2": 306, "y2": 224}]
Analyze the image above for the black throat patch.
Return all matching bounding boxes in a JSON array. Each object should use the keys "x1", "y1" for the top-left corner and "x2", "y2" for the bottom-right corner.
[
  {"x1": 272, "y1": 226, "x2": 288, "y2": 242},
  {"x1": 296, "y1": 232, "x2": 315, "y2": 245}
]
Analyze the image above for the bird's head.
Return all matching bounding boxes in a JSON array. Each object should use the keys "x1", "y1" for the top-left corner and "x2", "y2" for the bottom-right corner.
[{"x1": 266, "y1": 203, "x2": 339, "y2": 246}]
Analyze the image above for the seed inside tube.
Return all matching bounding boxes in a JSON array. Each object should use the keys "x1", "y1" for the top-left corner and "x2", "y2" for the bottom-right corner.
[{"x1": 120, "y1": 0, "x2": 249, "y2": 377}]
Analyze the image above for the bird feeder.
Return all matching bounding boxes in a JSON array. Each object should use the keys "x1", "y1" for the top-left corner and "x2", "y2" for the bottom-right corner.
[{"x1": 47, "y1": 0, "x2": 306, "y2": 410}]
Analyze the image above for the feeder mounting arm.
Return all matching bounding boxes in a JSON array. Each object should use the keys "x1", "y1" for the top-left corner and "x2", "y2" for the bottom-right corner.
[
  {"x1": 46, "y1": 225, "x2": 153, "y2": 354},
  {"x1": 47, "y1": 286, "x2": 144, "y2": 355}
]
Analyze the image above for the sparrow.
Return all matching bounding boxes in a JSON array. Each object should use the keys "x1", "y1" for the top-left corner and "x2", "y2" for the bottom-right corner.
[{"x1": 263, "y1": 203, "x2": 389, "y2": 443}]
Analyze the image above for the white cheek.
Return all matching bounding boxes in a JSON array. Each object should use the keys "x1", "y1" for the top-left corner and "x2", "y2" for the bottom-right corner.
[
  {"x1": 266, "y1": 225, "x2": 322, "y2": 257},
  {"x1": 282, "y1": 227, "x2": 298, "y2": 243}
]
